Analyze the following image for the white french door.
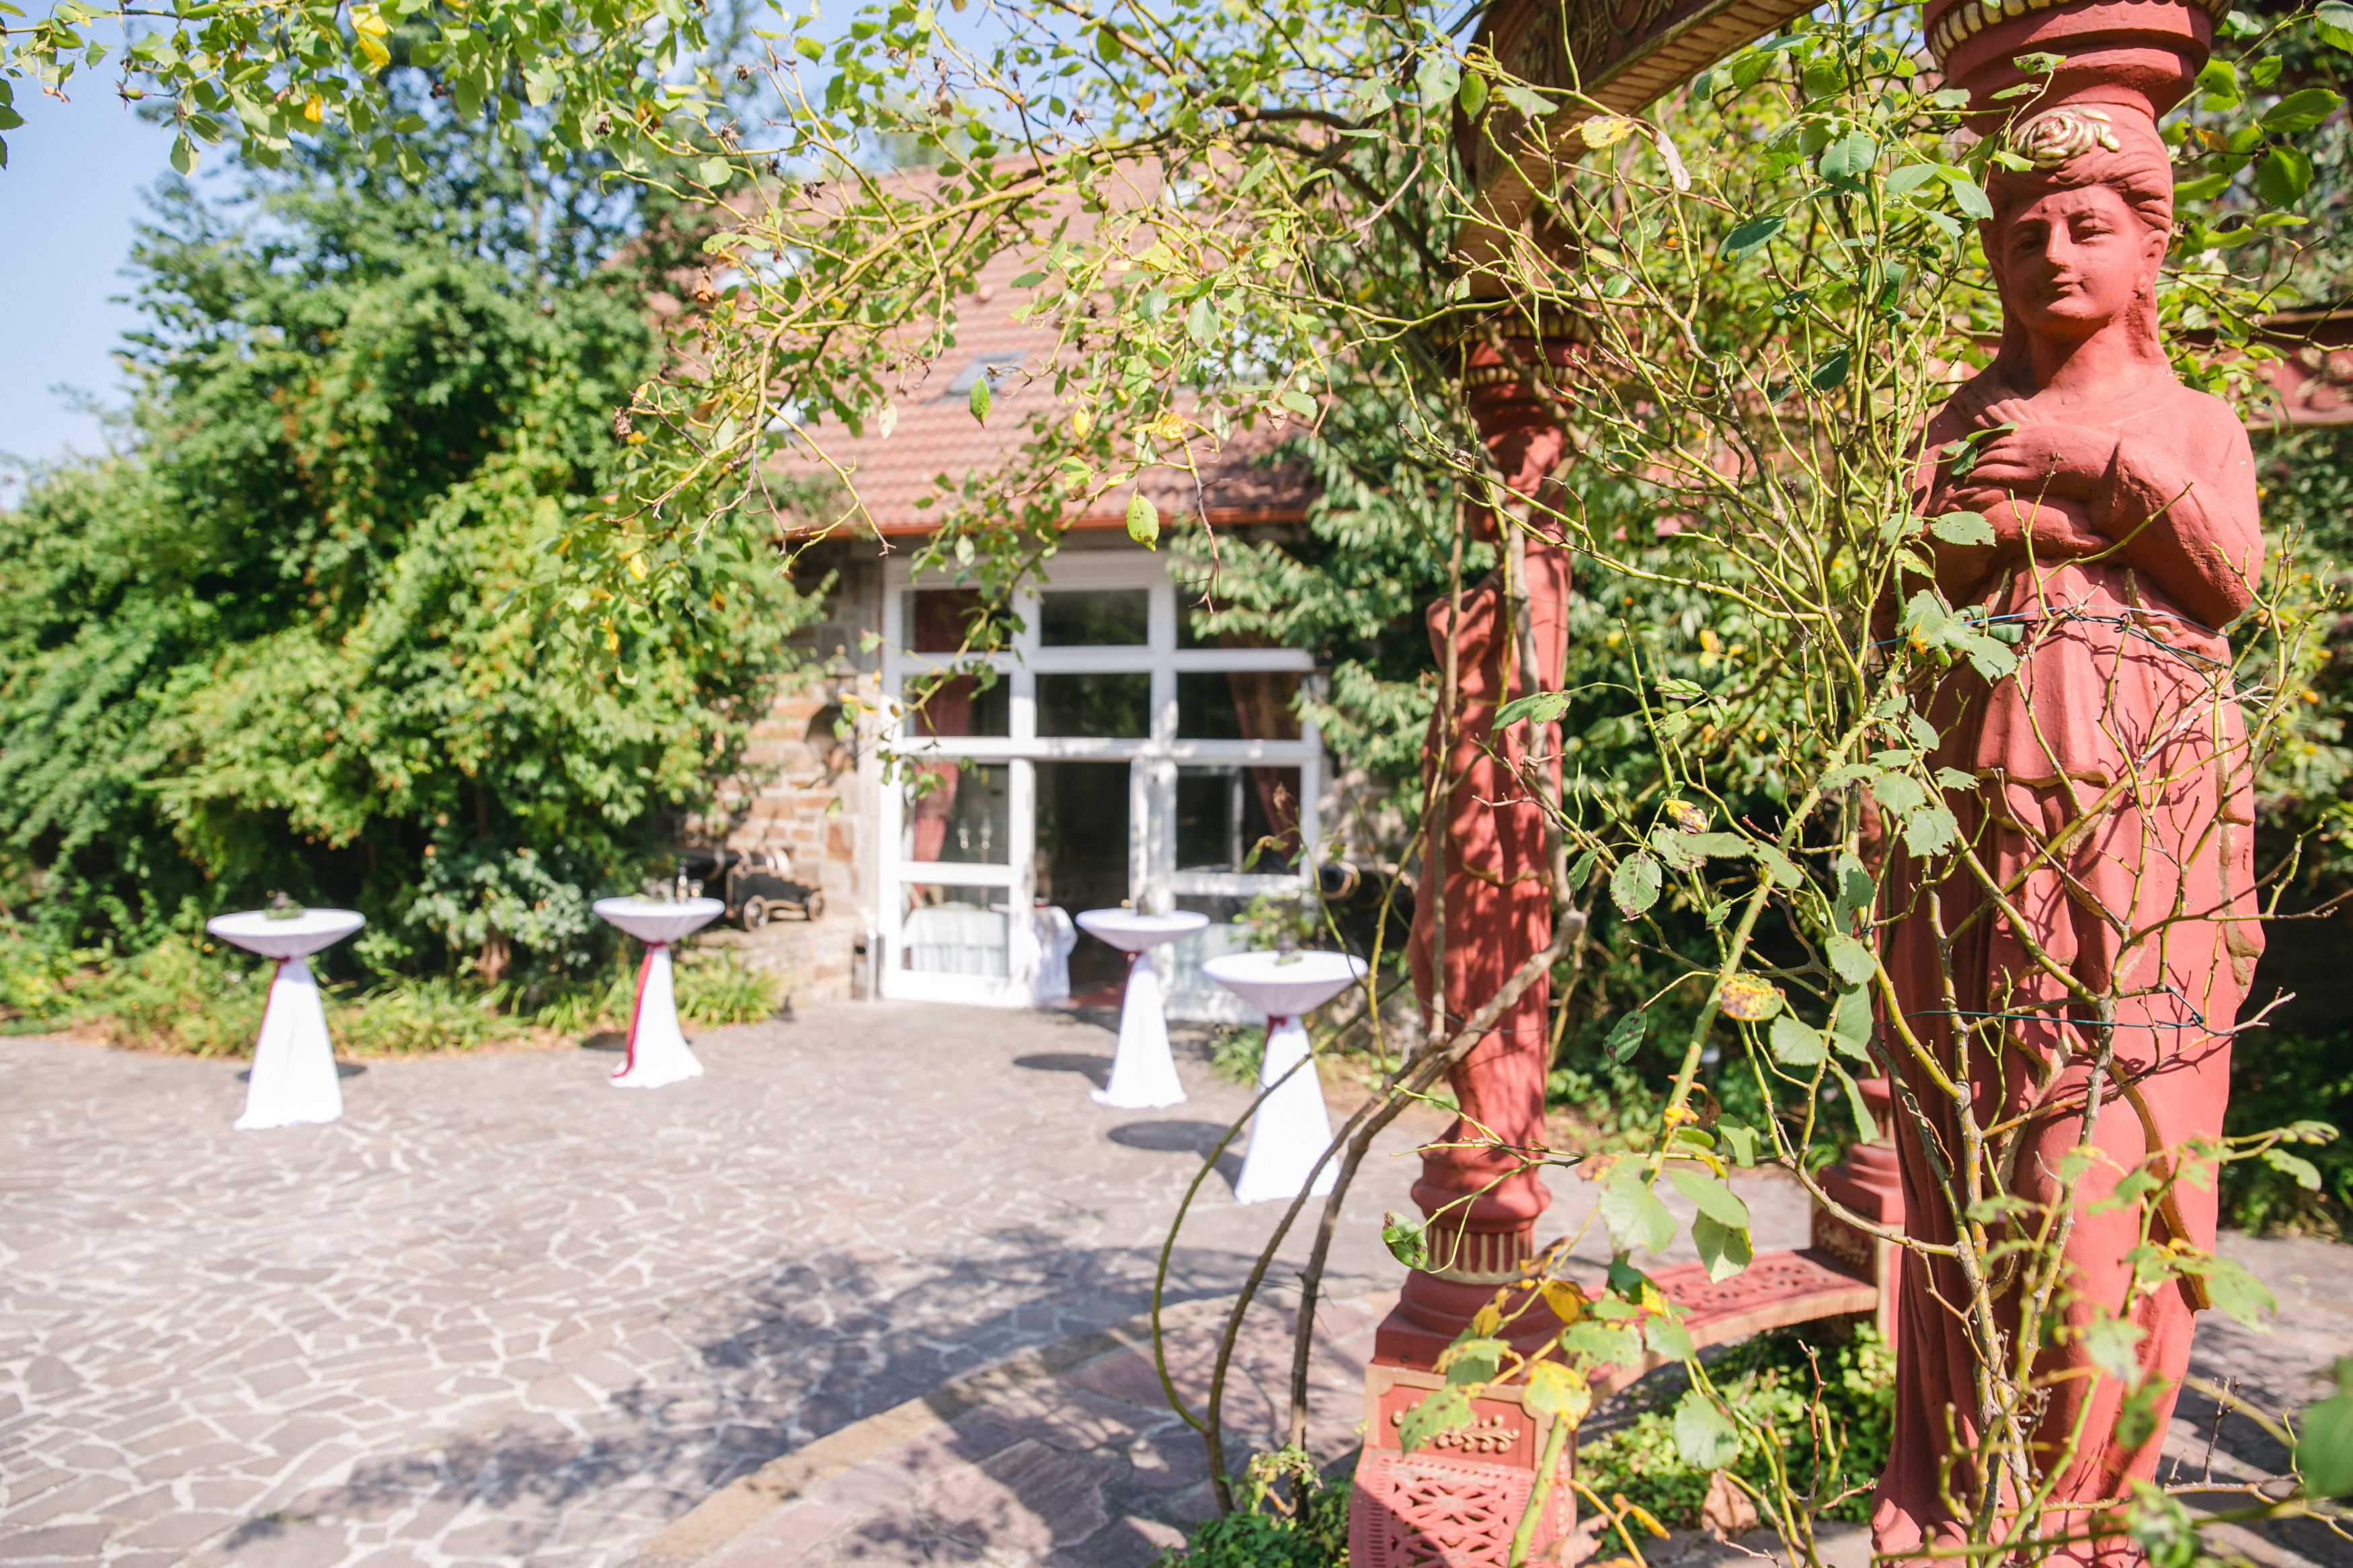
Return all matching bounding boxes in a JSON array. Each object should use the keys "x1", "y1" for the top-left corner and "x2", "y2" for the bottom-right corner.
[{"x1": 877, "y1": 550, "x2": 1322, "y2": 1012}]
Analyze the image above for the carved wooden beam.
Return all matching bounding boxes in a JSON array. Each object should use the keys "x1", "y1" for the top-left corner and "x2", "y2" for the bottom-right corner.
[{"x1": 1455, "y1": 0, "x2": 1819, "y2": 283}]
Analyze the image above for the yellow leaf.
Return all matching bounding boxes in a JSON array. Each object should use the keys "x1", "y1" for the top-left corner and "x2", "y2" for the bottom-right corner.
[
  {"x1": 1071, "y1": 407, "x2": 1093, "y2": 438},
  {"x1": 303, "y1": 93, "x2": 323, "y2": 122},
  {"x1": 1540, "y1": 1279, "x2": 1589, "y2": 1323},
  {"x1": 357, "y1": 32, "x2": 390, "y2": 67},
  {"x1": 1584, "y1": 115, "x2": 1639, "y2": 149},
  {"x1": 1468, "y1": 1303, "x2": 1503, "y2": 1338},
  {"x1": 628, "y1": 554, "x2": 649, "y2": 581}
]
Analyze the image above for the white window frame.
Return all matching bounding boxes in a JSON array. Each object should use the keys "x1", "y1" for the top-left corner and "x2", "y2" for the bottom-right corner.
[{"x1": 877, "y1": 550, "x2": 1322, "y2": 1008}]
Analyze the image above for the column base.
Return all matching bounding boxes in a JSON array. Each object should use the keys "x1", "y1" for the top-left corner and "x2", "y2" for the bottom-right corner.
[{"x1": 1349, "y1": 1363, "x2": 1577, "y2": 1567}]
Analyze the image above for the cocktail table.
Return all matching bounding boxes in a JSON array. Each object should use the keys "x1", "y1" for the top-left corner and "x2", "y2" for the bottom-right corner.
[
  {"x1": 591, "y1": 897, "x2": 724, "y2": 1088},
  {"x1": 1073, "y1": 909, "x2": 1209, "y2": 1109},
  {"x1": 1199, "y1": 949, "x2": 1367, "y2": 1203},
  {"x1": 205, "y1": 907, "x2": 367, "y2": 1131}
]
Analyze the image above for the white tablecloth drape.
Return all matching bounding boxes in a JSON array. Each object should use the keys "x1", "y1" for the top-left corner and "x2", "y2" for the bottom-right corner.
[{"x1": 904, "y1": 905, "x2": 1010, "y2": 977}]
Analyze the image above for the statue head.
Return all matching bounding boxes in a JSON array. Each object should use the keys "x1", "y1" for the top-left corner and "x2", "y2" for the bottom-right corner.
[{"x1": 1982, "y1": 105, "x2": 2175, "y2": 362}]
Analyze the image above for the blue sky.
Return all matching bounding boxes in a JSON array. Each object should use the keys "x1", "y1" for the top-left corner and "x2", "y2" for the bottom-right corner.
[{"x1": 0, "y1": 86, "x2": 190, "y2": 482}]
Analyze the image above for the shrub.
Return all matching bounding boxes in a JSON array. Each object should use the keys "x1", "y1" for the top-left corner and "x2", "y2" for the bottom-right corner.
[
  {"x1": 674, "y1": 948, "x2": 785, "y2": 1025},
  {"x1": 1155, "y1": 1448, "x2": 1350, "y2": 1567},
  {"x1": 1577, "y1": 1323, "x2": 1895, "y2": 1530}
]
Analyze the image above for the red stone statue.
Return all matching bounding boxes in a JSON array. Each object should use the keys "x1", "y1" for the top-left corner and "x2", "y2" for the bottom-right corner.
[{"x1": 1875, "y1": 9, "x2": 2266, "y2": 1555}]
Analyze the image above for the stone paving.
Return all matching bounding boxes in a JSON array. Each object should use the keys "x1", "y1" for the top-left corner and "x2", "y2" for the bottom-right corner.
[{"x1": 1, "y1": 1001, "x2": 2348, "y2": 1568}]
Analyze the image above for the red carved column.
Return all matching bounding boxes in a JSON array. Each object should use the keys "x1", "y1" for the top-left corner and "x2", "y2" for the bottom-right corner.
[
  {"x1": 1808, "y1": 1078, "x2": 1908, "y2": 1348},
  {"x1": 1351, "y1": 329, "x2": 1583, "y2": 1568}
]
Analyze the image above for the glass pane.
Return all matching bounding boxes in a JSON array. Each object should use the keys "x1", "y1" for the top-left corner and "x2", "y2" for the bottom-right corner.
[
  {"x1": 1034, "y1": 760, "x2": 1132, "y2": 999},
  {"x1": 1036, "y1": 671, "x2": 1152, "y2": 738},
  {"x1": 1176, "y1": 670, "x2": 1302, "y2": 741},
  {"x1": 1165, "y1": 893, "x2": 1257, "y2": 1020},
  {"x1": 1176, "y1": 766, "x2": 1302, "y2": 870},
  {"x1": 900, "y1": 885, "x2": 1010, "y2": 977},
  {"x1": 904, "y1": 671, "x2": 1010, "y2": 739},
  {"x1": 903, "y1": 764, "x2": 1009, "y2": 864},
  {"x1": 904, "y1": 588, "x2": 1010, "y2": 653},
  {"x1": 1039, "y1": 589, "x2": 1149, "y2": 647}
]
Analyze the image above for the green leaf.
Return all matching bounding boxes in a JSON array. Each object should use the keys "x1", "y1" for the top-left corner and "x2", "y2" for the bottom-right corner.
[
  {"x1": 1884, "y1": 163, "x2": 1940, "y2": 196},
  {"x1": 1494, "y1": 690, "x2": 1574, "y2": 728},
  {"x1": 967, "y1": 374, "x2": 991, "y2": 425},
  {"x1": 1826, "y1": 933, "x2": 1877, "y2": 985},
  {"x1": 1818, "y1": 128, "x2": 1878, "y2": 183},
  {"x1": 1829, "y1": 985, "x2": 1874, "y2": 1059},
  {"x1": 1721, "y1": 214, "x2": 1784, "y2": 259},
  {"x1": 1674, "y1": 1387, "x2": 1743, "y2": 1470},
  {"x1": 1458, "y1": 71, "x2": 1488, "y2": 118},
  {"x1": 2299, "y1": 1395, "x2": 2353, "y2": 1496},
  {"x1": 1717, "y1": 1121, "x2": 1760, "y2": 1166},
  {"x1": 1522, "y1": 1360, "x2": 1592, "y2": 1423},
  {"x1": 2187, "y1": 1255, "x2": 2274, "y2": 1328},
  {"x1": 1496, "y1": 82, "x2": 1552, "y2": 118},
  {"x1": 2079, "y1": 1314, "x2": 2148, "y2": 1385},
  {"x1": 1601, "y1": 1162, "x2": 1677, "y2": 1253},
  {"x1": 1444, "y1": 1337, "x2": 1507, "y2": 1387},
  {"x1": 1399, "y1": 1386, "x2": 1473, "y2": 1453},
  {"x1": 170, "y1": 132, "x2": 196, "y2": 175},
  {"x1": 1930, "y1": 510, "x2": 1995, "y2": 546},
  {"x1": 1903, "y1": 805, "x2": 1961, "y2": 856},
  {"x1": 1827, "y1": 1058, "x2": 1878, "y2": 1141},
  {"x1": 2260, "y1": 88, "x2": 2342, "y2": 132},
  {"x1": 1769, "y1": 1014, "x2": 1827, "y2": 1066},
  {"x1": 1185, "y1": 294, "x2": 1219, "y2": 346},
  {"x1": 1382, "y1": 1211, "x2": 1428, "y2": 1269},
  {"x1": 1693, "y1": 1212, "x2": 1755, "y2": 1282},
  {"x1": 1669, "y1": 1168, "x2": 1751, "y2": 1229},
  {"x1": 1125, "y1": 491, "x2": 1160, "y2": 549},
  {"x1": 2115, "y1": 1376, "x2": 2167, "y2": 1450},
  {"x1": 1277, "y1": 388, "x2": 1318, "y2": 417},
  {"x1": 2172, "y1": 171, "x2": 2233, "y2": 202},
  {"x1": 1809, "y1": 349, "x2": 1851, "y2": 390},
  {"x1": 1604, "y1": 1009, "x2": 1648, "y2": 1065},
  {"x1": 2257, "y1": 145, "x2": 2314, "y2": 206},
  {"x1": 1417, "y1": 54, "x2": 1460, "y2": 106},
  {"x1": 1611, "y1": 854, "x2": 1663, "y2": 916},
  {"x1": 2319, "y1": 0, "x2": 2353, "y2": 52},
  {"x1": 1938, "y1": 167, "x2": 1993, "y2": 220},
  {"x1": 2264, "y1": 1147, "x2": 2323, "y2": 1190},
  {"x1": 1646, "y1": 1313, "x2": 1698, "y2": 1360},
  {"x1": 1561, "y1": 1320, "x2": 1641, "y2": 1365},
  {"x1": 1008, "y1": 270, "x2": 1046, "y2": 288}
]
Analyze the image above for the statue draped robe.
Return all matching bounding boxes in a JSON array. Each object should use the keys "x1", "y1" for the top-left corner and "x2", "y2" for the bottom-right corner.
[{"x1": 1873, "y1": 372, "x2": 2266, "y2": 1561}]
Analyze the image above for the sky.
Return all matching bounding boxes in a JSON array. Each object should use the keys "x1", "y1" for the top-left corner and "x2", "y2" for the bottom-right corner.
[{"x1": 0, "y1": 85, "x2": 184, "y2": 485}]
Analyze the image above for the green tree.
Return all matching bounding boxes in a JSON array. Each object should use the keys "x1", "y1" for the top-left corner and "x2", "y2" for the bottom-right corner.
[{"x1": 0, "y1": 100, "x2": 818, "y2": 982}]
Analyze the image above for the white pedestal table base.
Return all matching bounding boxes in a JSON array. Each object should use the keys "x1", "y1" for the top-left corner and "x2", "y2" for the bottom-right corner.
[
  {"x1": 1232, "y1": 1014, "x2": 1339, "y2": 1204},
  {"x1": 1091, "y1": 951, "x2": 1187, "y2": 1110},
  {"x1": 235, "y1": 956, "x2": 345, "y2": 1132},
  {"x1": 612, "y1": 942, "x2": 705, "y2": 1089}
]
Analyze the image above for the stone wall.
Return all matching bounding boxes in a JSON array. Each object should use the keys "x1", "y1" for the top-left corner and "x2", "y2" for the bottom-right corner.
[{"x1": 699, "y1": 542, "x2": 886, "y2": 1005}]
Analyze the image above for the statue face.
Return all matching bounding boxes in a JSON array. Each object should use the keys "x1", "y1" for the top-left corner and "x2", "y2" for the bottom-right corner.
[{"x1": 1990, "y1": 182, "x2": 2164, "y2": 344}]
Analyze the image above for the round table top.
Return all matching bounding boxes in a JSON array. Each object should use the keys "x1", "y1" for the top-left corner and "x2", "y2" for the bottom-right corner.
[
  {"x1": 206, "y1": 908, "x2": 368, "y2": 960},
  {"x1": 593, "y1": 897, "x2": 725, "y2": 945},
  {"x1": 1199, "y1": 950, "x2": 1367, "y2": 1017},
  {"x1": 1073, "y1": 909, "x2": 1210, "y2": 952}
]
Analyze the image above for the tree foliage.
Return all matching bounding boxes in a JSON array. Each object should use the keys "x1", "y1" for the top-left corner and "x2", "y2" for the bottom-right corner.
[{"x1": 0, "y1": 104, "x2": 817, "y2": 979}]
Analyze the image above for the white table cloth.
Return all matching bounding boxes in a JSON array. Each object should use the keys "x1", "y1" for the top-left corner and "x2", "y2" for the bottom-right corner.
[
  {"x1": 1074, "y1": 909, "x2": 1209, "y2": 1109},
  {"x1": 1200, "y1": 950, "x2": 1367, "y2": 1204},
  {"x1": 206, "y1": 908, "x2": 366, "y2": 1131},
  {"x1": 903, "y1": 903, "x2": 1010, "y2": 977},
  {"x1": 1031, "y1": 905, "x2": 1076, "y2": 1005},
  {"x1": 592, "y1": 897, "x2": 723, "y2": 1089}
]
